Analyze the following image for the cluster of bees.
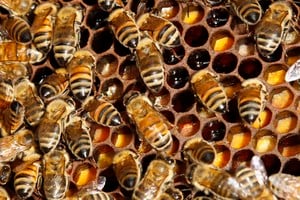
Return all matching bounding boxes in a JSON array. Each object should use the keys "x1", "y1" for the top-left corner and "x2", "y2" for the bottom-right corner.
[{"x1": 0, "y1": 0, "x2": 298, "y2": 199}]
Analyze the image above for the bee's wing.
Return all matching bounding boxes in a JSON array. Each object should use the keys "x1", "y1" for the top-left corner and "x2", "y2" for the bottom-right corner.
[
  {"x1": 285, "y1": 59, "x2": 300, "y2": 82},
  {"x1": 250, "y1": 155, "x2": 268, "y2": 185}
]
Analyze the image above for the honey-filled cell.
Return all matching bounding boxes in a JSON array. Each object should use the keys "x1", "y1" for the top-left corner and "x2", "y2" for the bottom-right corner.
[
  {"x1": 238, "y1": 58, "x2": 262, "y2": 79},
  {"x1": 111, "y1": 126, "x2": 133, "y2": 148},
  {"x1": 263, "y1": 64, "x2": 287, "y2": 85},
  {"x1": 274, "y1": 111, "x2": 298, "y2": 134},
  {"x1": 270, "y1": 87, "x2": 294, "y2": 109},
  {"x1": 96, "y1": 54, "x2": 118, "y2": 78},
  {"x1": 212, "y1": 52, "x2": 237, "y2": 74},
  {"x1": 187, "y1": 49, "x2": 210, "y2": 71},
  {"x1": 202, "y1": 120, "x2": 226, "y2": 142},
  {"x1": 282, "y1": 158, "x2": 300, "y2": 176},
  {"x1": 167, "y1": 67, "x2": 189, "y2": 89},
  {"x1": 162, "y1": 45, "x2": 185, "y2": 65},
  {"x1": 206, "y1": 8, "x2": 230, "y2": 27},
  {"x1": 177, "y1": 114, "x2": 200, "y2": 137},
  {"x1": 285, "y1": 46, "x2": 300, "y2": 66},
  {"x1": 251, "y1": 107, "x2": 272, "y2": 129},
  {"x1": 212, "y1": 145, "x2": 231, "y2": 168},
  {"x1": 278, "y1": 133, "x2": 300, "y2": 157},
  {"x1": 93, "y1": 145, "x2": 115, "y2": 169},
  {"x1": 253, "y1": 129, "x2": 277, "y2": 153},
  {"x1": 172, "y1": 90, "x2": 195, "y2": 113},
  {"x1": 231, "y1": 149, "x2": 254, "y2": 171},
  {"x1": 91, "y1": 29, "x2": 114, "y2": 54},
  {"x1": 261, "y1": 154, "x2": 281, "y2": 176},
  {"x1": 72, "y1": 162, "x2": 98, "y2": 187},
  {"x1": 210, "y1": 30, "x2": 234, "y2": 52},
  {"x1": 184, "y1": 25, "x2": 208, "y2": 47},
  {"x1": 119, "y1": 55, "x2": 139, "y2": 80},
  {"x1": 227, "y1": 125, "x2": 251, "y2": 149},
  {"x1": 181, "y1": 4, "x2": 204, "y2": 24}
]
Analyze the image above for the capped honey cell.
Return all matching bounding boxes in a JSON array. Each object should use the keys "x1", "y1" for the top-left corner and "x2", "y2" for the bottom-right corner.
[
  {"x1": 210, "y1": 30, "x2": 234, "y2": 52},
  {"x1": 270, "y1": 87, "x2": 294, "y2": 109},
  {"x1": 177, "y1": 114, "x2": 200, "y2": 137},
  {"x1": 274, "y1": 111, "x2": 298, "y2": 134},
  {"x1": 278, "y1": 133, "x2": 300, "y2": 157},
  {"x1": 263, "y1": 64, "x2": 288, "y2": 85},
  {"x1": 181, "y1": 4, "x2": 204, "y2": 24},
  {"x1": 227, "y1": 125, "x2": 251, "y2": 149},
  {"x1": 253, "y1": 129, "x2": 277, "y2": 153},
  {"x1": 111, "y1": 126, "x2": 133, "y2": 148},
  {"x1": 213, "y1": 145, "x2": 231, "y2": 168}
]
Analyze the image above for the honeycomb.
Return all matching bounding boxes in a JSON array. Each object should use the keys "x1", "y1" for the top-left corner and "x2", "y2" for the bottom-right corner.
[{"x1": 1, "y1": 0, "x2": 300, "y2": 199}]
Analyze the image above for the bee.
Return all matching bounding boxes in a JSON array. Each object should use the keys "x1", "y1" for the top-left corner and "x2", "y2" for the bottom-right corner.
[
  {"x1": 2, "y1": 15, "x2": 32, "y2": 43},
  {"x1": 158, "y1": 187, "x2": 184, "y2": 200},
  {"x1": 0, "y1": 0, "x2": 34, "y2": 16},
  {"x1": 31, "y1": 2, "x2": 58, "y2": 55},
  {"x1": 39, "y1": 68, "x2": 69, "y2": 102},
  {"x1": 67, "y1": 50, "x2": 95, "y2": 102},
  {"x1": 0, "y1": 63, "x2": 29, "y2": 81},
  {"x1": 124, "y1": 91, "x2": 173, "y2": 152},
  {"x1": 237, "y1": 78, "x2": 267, "y2": 125},
  {"x1": 0, "y1": 186, "x2": 10, "y2": 199},
  {"x1": 234, "y1": 155, "x2": 276, "y2": 200},
  {"x1": 254, "y1": 1, "x2": 294, "y2": 57},
  {"x1": 2, "y1": 100, "x2": 25, "y2": 135},
  {"x1": 14, "y1": 77, "x2": 45, "y2": 126},
  {"x1": 43, "y1": 148, "x2": 69, "y2": 200},
  {"x1": 0, "y1": 79, "x2": 13, "y2": 110},
  {"x1": 0, "y1": 163, "x2": 11, "y2": 185},
  {"x1": 0, "y1": 128, "x2": 33, "y2": 162},
  {"x1": 112, "y1": 150, "x2": 142, "y2": 191},
  {"x1": 285, "y1": 59, "x2": 300, "y2": 82},
  {"x1": 98, "y1": 0, "x2": 124, "y2": 12},
  {"x1": 108, "y1": 8, "x2": 140, "y2": 49},
  {"x1": 229, "y1": 0, "x2": 262, "y2": 25},
  {"x1": 64, "y1": 115, "x2": 92, "y2": 160},
  {"x1": 53, "y1": 5, "x2": 83, "y2": 67},
  {"x1": 132, "y1": 158, "x2": 175, "y2": 200},
  {"x1": 136, "y1": 12, "x2": 181, "y2": 48},
  {"x1": 183, "y1": 137, "x2": 216, "y2": 165},
  {"x1": 82, "y1": 96, "x2": 122, "y2": 127},
  {"x1": 14, "y1": 160, "x2": 42, "y2": 200},
  {"x1": 186, "y1": 163, "x2": 243, "y2": 199},
  {"x1": 37, "y1": 97, "x2": 75, "y2": 154},
  {"x1": 269, "y1": 173, "x2": 300, "y2": 200},
  {"x1": 135, "y1": 33, "x2": 164, "y2": 94},
  {"x1": 191, "y1": 70, "x2": 228, "y2": 114}
]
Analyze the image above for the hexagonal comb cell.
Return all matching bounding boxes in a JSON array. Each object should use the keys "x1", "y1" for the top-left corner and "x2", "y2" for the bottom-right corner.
[
  {"x1": 202, "y1": 120, "x2": 226, "y2": 142},
  {"x1": 210, "y1": 30, "x2": 234, "y2": 52},
  {"x1": 111, "y1": 126, "x2": 133, "y2": 148},
  {"x1": 187, "y1": 49, "x2": 210, "y2": 71},
  {"x1": 184, "y1": 25, "x2": 208, "y2": 47},
  {"x1": 253, "y1": 129, "x2": 277, "y2": 153},
  {"x1": 278, "y1": 133, "x2": 300, "y2": 157},
  {"x1": 206, "y1": 7, "x2": 230, "y2": 27},
  {"x1": 270, "y1": 87, "x2": 294, "y2": 109},
  {"x1": 227, "y1": 125, "x2": 251, "y2": 149},
  {"x1": 181, "y1": 4, "x2": 204, "y2": 24},
  {"x1": 96, "y1": 54, "x2": 119, "y2": 78},
  {"x1": 274, "y1": 111, "x2": 298, "y2": 134},
  {"x1": 177, "y1": 114, "x2": 200, "y2": 137},
  {"x1": 263, "y1": 63, "x2": 287, "y2": 85}
]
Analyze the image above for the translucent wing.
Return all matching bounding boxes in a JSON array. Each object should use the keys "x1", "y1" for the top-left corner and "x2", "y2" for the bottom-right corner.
[
  {"x1": 250, "y1": 155, "x2": 268, "y2": 185},
  {"x1": 285, "y1": 59, "x2": 300, "y2": 82}
]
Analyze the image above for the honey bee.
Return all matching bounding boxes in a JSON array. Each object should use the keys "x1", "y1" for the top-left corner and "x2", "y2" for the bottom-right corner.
[
  {"x1": 82, "y1": 96, "x2": 122, "y2": 127},
  {"x1": 14, "y1": 160, "x2": 42, "y2": 200},
  {"x1": 53, "y1": 5, "x2": 83, "y2": 67},
  {"x1": 0, "y1": 63, "x2": 29, "y2": 81},
  {"x1": 0, "y1": 128, "x2": 33, "y2": 162},
  {"x1": 39, "y1": 68, "x2": 69, "y2": 102},
  {"x1": 112, "y1": 149, "x2": 142, "y2": 191},
  {"x1": 2, "y1": 100, "x2": 25, "y2": 135},
  {"x1": 186, "y1": 163, "x2": 243, "y2": 199},
  {"x1": 234, "y1": 155, "x2": 276, "y2": 200},
  {"x1": 124, "y1": 91, "x2": 173, "y2": 152},
  {"x1": 0, "y1": 163, "x2": 11, "y2": 185},
  {"x1": 108, "y1": 8, "x2": 140, "y2": 49},
  {"x1": 43, "y1": 148, "x2": 69, "y2": 200},
  {"x1": 31, "y1": 2, "x2": 58, "y2": 55},
  {"x1": 269, "y1": 173, "x2": 300, "y2": 200},
  {"x1": 64, "y1": 115, "x2": 92, "y2": 160},
  {"x1": 237, "y1": 78, "x2": 267, "y2": 125},
  {"x1": 0, "y1": 186, "x2": 10, "y2": 199},
  {"x1": 136, "y1": 12, "x2": 181, "y2": 48},
  {"x1": 191, "y1": 70, "x2": 228, "y2": 114},
  {"x1": 254, "y1": 1, "x2": 294, "y2": 57},
  {"x1": 2, "y1": 15, "x2": 32, "y2": 43},
  {"x1": 158, "y1": 187, "x2": 184, "y2": 200},
  {"x1": 135, "y1": 33, "x2": 164, "y2": 94},
  {"x1": 132, "y1": 158, "x2": 175, "y2": 200},
  {"x1": 229, "y1": 0, "x2": 262, "y2": 25},
  {"x1": 183, "y1": 137, "x2": 216, "y2": 165},
  {"x1": 37, "y1": 97, "x2": 75, "y2": 154},
  {"x1": 0, "y1": 0, "x2": 34, "y2": 16},
  {"x1": 14, "y1": 77, "x2": 45, "y2": 126},
  {"x1": 0, "y1": 79, "x2": 13, "y2": 110},
  {"x1": 67, "y1": 50, "x2": 95, "y2": 102},
  {"x1": 98, "y1": 0, "x2": 124, "y2": 12}
]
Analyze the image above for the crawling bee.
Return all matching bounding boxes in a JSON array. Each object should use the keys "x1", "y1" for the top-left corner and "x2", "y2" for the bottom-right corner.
[
  {"x1": 14, "y1": 160, "x2": 42, "y2": 200},
  {"x1": 2, "y1": 15, "x2": 32, "y2": 43},
  {"x1": 53, "y1": 5, "x2": 83, "y2": 66},
  {"x1": 83, "y1": 96, "x2": 122, "y2": 127},
  {"x1": 0, "y1": 186, "x2": 10, "y2": 199},
  {"x1": 43, "y1": 148, "x2": 69, "y2": 200},
  {"x1": 64, "y1": 115, "x2": 92, "y2": 160},
  {"x1": 191, "y1": 70, "x2": 228, "y2": 114},
  {"x1": 132, "y1": 158, "x2": 175, "y2": 200},
  {"x1": 0, "y1": 0, "x2": 34, "y2": 16},
  {"x1": 158, "y1": 187, "x2": 184, "y2": 200},
  {"x1": 135, "y1": 33, "x2": 165, "y2": 94},
  {"x1": 235, "y1": 155, "x2": 276, "y2": 200},
  {"x1": 0, "y1": 128, "x2": 33, "y2": 162},
  {"x1": 39, "y1": 68, "x2": 69, "y2": 102},
  {"x1": 124, "y1": 91, "x2": 173, "y2": 152},
  {"x1": 254, "y1": 1, "x2": 294, "y2": 57},
  {"x1": 67, "y1": 50, "x2": 95, "y2": 102},
  {"x1": 237, "y1": 78, "x2": 267, "y2": 125},
  {"x1": 14, "y1": 77, "x2": 45, "y2": 126},
  {"x1": 183, "y1": 137, "x2": 216, "y2": 165},
  {"x1": 112, "y1": 150, "x2": 142, "y2": 191},
  {"x1": 186, "y1": 162, "x2": 243, "y2": 199},
  {"x1": 0, "y1": 163, "x2": 11, "y2": 185},
  {"x1": 229, "y1": 0, "x2": 262, "y2": 25},
  {"x1": 136, "y1": 12, "x2": 181, "y2": 48},
  {"x1": 0, "y1": 79, "x2": 13, "y2": 110},
  {"x1": 37, "y1": 97, "x2": 75, "y2": 154},
  {"x1": 31, "y1": 2, "x2": 58, "y2": 55},
  {"x1": 0, "y1": 63, "x2": 29, "y2": 81},
  {"x1": 108, "y1": 8, "x2": 140, "y2": 49},
  {"x1": 269, "y1": 173, "x2": 300, "y2": 200},
  {"x1": 98, "y1": 0, "x2": 124, "y2": 12}
]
